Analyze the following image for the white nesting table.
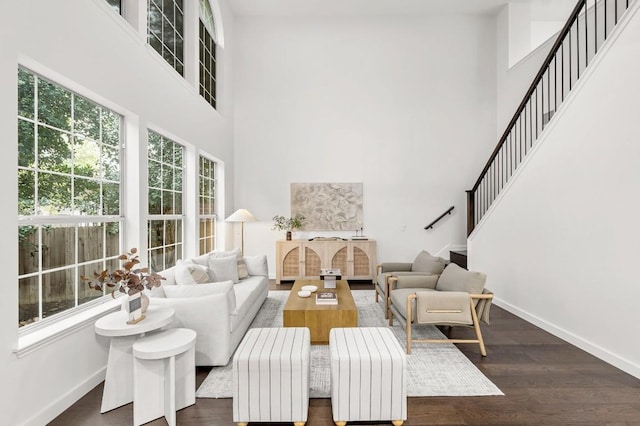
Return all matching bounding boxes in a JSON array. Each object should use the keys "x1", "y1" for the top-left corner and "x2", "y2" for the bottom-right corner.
[
  {"x1": 133, "y1": 328, "x2": 197, "y2": 426},
  {"x1": 95, "y1": 305, "x2": 175, "y2": 413}
]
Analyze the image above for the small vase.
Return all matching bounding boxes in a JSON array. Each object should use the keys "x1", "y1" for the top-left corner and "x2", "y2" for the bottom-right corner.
[
  {"x1": 122, "y1": 292, "x2": 149, "y2": 315},
  {"x1": 140, "y1": 292, "x2": 149, "y2": 314},
  {"x1": 286, "y1": 231, "x2": 292, "y2": 241}
]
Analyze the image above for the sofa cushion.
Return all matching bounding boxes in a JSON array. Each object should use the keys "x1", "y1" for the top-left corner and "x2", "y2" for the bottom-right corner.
[
  {"x1": 436, "y1": 263, "x2": 486, "y2": 295},
  {"x1": 163, "y1": 280, "x2": 236, "y2": 314},
  {"x1": 411, "y1": 250, "x2": 447, "y2": 274},
  {"x1": 208, "y1": 256, "x2": 240, "y2": 283},
  {"x1": 380, "y1": 262, "x2": 413, "y2": 273},
  {"x1": 209, "y1": 249, "x2": 255, "y2": 280},
  {"x1": 376, "y1": 272, "x2": 389, "y2": 294},
  {"x1": 395, "y1": 274, "x2": 439, "y2": 289},
  {"x1": 416, "y1": 291, "x2": 472, "y2": 325},
  {"x1": 230, "y1": 276, "x2": 268, "y2": 330},
  {"x1": 174, "y1": 260, "x2": 210, "y2": 286},
  {"x1": 390, "y1": 287, "x2": 436, "y2": 322},
  {"x1": 243, "y1": 255, "x2": 269, "y2": 277},
  {"x1": 191, "y1": 252, "x2": 214, "y2": 266},
  {"x1": 209, "y1": 248, "x2": 241, "y2": 260}
]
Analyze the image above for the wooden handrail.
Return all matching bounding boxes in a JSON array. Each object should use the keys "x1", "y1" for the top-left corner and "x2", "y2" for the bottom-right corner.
[{"x1": 424, "y1": 206, "x2": 454, "y2": 230}]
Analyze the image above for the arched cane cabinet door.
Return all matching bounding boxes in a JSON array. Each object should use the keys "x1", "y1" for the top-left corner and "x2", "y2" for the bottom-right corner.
[
  {"x1": 350, "y1": 241, "x2": 377, "y2": 279},
  {"x1": 330, "y1": 246, "x2": 348, "y2": 276},
  {"x1": 276, "y1": 240, "x2": 302, "y2": 283},
  {"x1": 303, "y1": 246, "x2": 322, "y2": 278},
  {"x1": 324, "y1": 241, "x2": 348, "y2": 276},
  {"x1": 352, "y1": 246, "x2": 370, "y2": 277}
]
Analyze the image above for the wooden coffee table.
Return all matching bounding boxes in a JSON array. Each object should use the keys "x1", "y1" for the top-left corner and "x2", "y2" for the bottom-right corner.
[{"x1": 283, "y1": 279, "x2": 357, "y2": 344}]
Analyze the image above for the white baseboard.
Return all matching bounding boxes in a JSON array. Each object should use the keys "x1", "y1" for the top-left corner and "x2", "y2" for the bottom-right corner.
[
  {"x1": 21, "y1": 367, "x2": 106, "y2": 426},
  {"x1": 494, "y1": 298, "x2": 640, "y2": 380}
]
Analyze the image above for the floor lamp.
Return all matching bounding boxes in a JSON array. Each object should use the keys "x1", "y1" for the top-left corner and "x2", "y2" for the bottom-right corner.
[{"x1": 225, "y1": 209, "x2": 257, "y2": 255}]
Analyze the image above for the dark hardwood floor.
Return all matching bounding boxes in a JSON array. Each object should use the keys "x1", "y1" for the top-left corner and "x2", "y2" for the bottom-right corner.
[{"x1": 50, "y1": 282, "x2": 640, "y2": 425}]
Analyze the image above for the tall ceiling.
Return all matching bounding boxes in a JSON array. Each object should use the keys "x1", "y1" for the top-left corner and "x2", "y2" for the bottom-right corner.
[{"x1": 229, "y1": 0, "x2": 543, "y2": 17}]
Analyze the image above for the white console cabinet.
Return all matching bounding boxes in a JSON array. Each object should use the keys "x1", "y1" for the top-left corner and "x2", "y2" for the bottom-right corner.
[{"x1": 275, "y1": 239, "x2": 377, "y2": 284}]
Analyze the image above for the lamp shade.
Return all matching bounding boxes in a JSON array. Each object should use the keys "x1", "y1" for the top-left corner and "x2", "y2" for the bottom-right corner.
[{"x1": 226, "y1": 208, "x2": 257, "y2": 223}]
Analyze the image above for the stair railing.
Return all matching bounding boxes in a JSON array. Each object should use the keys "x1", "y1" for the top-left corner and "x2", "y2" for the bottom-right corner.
[
  {"x1": 467, "y1": 0, "x2": 635, "y2": 235},
  {"x1": 425, "y1": 206, "x2": 455, "y2": 230}
]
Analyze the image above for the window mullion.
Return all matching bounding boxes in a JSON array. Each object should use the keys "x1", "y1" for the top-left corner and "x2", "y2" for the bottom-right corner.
[{"x1": 37, "y1": 227, "x2": 43, "y2": 322}]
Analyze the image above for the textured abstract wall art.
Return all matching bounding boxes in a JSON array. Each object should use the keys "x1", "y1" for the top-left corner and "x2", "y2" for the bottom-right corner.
[{"x1": 291, "y1": 183, "x2": 363, "y2": 231}]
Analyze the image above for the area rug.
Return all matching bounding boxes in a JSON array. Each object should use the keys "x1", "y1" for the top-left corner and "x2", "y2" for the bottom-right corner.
[{"x1": 196, "y1": 290, "x2": 503, "y2": 398}]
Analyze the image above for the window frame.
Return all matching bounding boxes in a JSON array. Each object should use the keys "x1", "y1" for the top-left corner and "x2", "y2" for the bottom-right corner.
[
  {"x1": 17, "y1": 66, "x2": 125, "y2": 333},
  {"x1": 104, "y1": 0, "x2": 122, "y2": 15},
  {"x1": 147, "y1": 130, "x2": 185, "y2": 272},
  {"x1": 198, "y1": 0, "x2": 217, "y2": 108},
  {"x1": 198, "y1": 154, "x2": 217, "y2": 254},
  {"x1": 14, "y1": 0, "x2": 228, "y2": 347},
  {"x1": 147, "y1": 0, "x2": 185, "y2": 76}
]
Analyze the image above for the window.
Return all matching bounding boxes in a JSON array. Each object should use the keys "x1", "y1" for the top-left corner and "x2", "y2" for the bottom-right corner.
[
  {"x1": 198, "y1": 155, "x2": 217, "y2": 254},
  {"x1": 104, "y1": 0, "x2": 122, "y2": 14},
  {"x1": 199, "y1": 0, "x2": 217, "y2": 108},
  {"x1": 17, "y1": 68, "x2": 123, "y2": 328},
  {"x1": 148, "y1": 131, "x2": 184, "y2": 271},
  {"x1": 148, "y1": 0, "x2": 184, "y2": 76}
]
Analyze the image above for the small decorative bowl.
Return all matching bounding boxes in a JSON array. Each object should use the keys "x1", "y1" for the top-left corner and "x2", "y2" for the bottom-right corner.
[
  {"x1": 301, "y1": 285, "x2": 318, "y2": 293},
  {"x1": 298, "y1": 290, "x2": 311, "y2": 298}
]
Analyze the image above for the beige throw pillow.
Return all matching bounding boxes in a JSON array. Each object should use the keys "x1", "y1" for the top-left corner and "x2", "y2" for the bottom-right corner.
[
  {"x1": 436, "y1": 263, "x2": 486, "y2": 295},
  {"x1": 237, "y1": 258, "x2": 249, "y2": 280},
  {"x1": 175, "y1": 260, "x2": 210, "y2": 286},
  {"x1": 411, "y1": 250, "x2": 447, "y2": 274}
]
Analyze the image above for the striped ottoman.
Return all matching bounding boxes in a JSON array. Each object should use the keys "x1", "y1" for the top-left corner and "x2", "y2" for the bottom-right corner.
[
  {"x1": 329, "y1": 327, "x2": 407, "y2": 426},
  {"x1": 233, "y1": 327, "x2": 310, "y2": 426}
]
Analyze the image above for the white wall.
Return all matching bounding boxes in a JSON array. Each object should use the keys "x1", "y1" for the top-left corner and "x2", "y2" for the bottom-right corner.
[
  {"x1": 233, "y1": 14, "x2": 498, "y2": 272},
  {"x1": 496, "y1": 4, "x2": 554, "y2": 135},
  {"x1": 503, "y1": 0, "x2": 574, "y2": 68},
  {"x1": 0, "y1": 0, "x2": 236, "y2": 424},
  {"x1": 530, "y1": 0, "x2": 575, "y2": 49},
  {"x1": 469, "y1": 2, "x2": 640, "y2": 378}
]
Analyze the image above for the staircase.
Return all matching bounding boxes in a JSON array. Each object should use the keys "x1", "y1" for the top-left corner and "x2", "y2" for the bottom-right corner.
[
  {"x1": 449, "y1": 249, "x2": 468, "y2": 269},
  {"x1": 466, "y1": 0, "x2": 636, "y2": 235}
]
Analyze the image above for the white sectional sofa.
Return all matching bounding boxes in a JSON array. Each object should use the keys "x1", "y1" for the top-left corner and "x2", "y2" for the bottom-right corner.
[{"x1": 146, "y1": 250, "x2": 269, "y2": 366}]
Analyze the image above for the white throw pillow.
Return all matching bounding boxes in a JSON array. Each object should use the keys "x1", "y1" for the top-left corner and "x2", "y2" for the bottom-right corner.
[
  {"x1": 163, "y1": 281, "x2": 236, "y2": 313},
  {"x1": 175, "y1": 260, "x2": 210, "y2": 286},
  {"x1": 209, "y1": 248, "x2": 241, "y2": 260},
  {"x1": 243, "y1": 255, "x2": 268, "y2": 277},
  {"x1": 208, "y1": 256, "x2": 240, "y2": 283}
]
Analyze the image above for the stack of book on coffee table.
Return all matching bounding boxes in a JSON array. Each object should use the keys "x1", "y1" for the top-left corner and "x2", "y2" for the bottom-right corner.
[{"x1": 315, "y1": 291, "x2": 338, "y2": 305}]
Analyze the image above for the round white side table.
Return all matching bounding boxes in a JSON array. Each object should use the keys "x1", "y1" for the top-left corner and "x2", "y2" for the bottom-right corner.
[{"x1": 95, "y1": 305, "x2": 175, "y2": 413}]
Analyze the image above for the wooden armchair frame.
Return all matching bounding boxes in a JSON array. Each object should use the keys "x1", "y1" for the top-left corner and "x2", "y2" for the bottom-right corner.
[
  {"x1": 389, "y1": 288, "x2": 493, "y2": 356},
  {"x1": 374, "y1": 264, "x2": 396, "y2": 319}
]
